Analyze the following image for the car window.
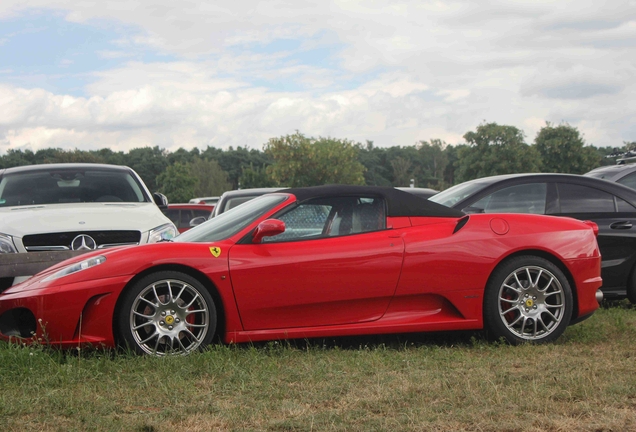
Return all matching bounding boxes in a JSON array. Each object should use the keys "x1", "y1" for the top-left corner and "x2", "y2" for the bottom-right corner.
[
  {"x1": 556, "y1": 183, "x2": 615, "y2": 213},
  {"x1": 617, "y1": 198, "x2": 636, "y2": 212},
  {"x1": 467, "y1": 183, "x2": 547, "y2": 214},
  {"x1": 617, "y1": 172, "x2": 636, "y2": 190},
  {"x1": 0, "y1": 168, "x2": 148, "y2": 207},
  {"x1": 263, "y1": 196, "x2": 386, "y2": 243},
  {"x1": 179, "y1": 210, "x2": 194, "y2": 226},
  {"x1": 164, "y1": 209, "x2": 180, "y2": 225},
  {"x1": 192, "y1": 209, "x2": 212, "y2": 218}
]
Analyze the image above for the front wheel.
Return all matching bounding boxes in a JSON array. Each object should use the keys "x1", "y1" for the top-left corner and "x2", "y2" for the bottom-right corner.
[
  {"x1": 483, "y1": 256, "x2": 573, "y2": 344},
  {"x1": 116, "y1": 271, "x2": 217, "y2": 356}
]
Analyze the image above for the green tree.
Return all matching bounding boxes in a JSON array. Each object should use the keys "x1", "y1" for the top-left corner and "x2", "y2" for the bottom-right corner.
[
  {"x1": 91, "y1": 148, "x2": 126, "y2": 165},
  {"x1": 156, "y1": 162, "x2": 196, "y2": 203},
  {"x1": 187, "y1": 158, "x2": 232, "y2": 197},
  {"x1": 201, "y1": 146, "x2": 271, "y2": 189},
  {"x1": 35, "y1": 148, "x2": 105, "y2": 164},
  {"x1": 168, "y1": 147, "x2": 200, "y2": 166},
  {"x1": 534, "y1": 122, "x2": 600, "y2": 174},
  {"x1": 357, "y1": 141, "x2": 392, "y2": 186},
  {"x1": 265, "y1": 132, "x2": 366, "y2": 187},
  {"x1": 0, "y1": 149, "x2": 36, "y2": 168},
  {"x1": 443, "y1": 144, "x2": 464, "y2": 186},
  {"x1": 390, "y1": 156, "x2": 415, "y2": 187},
  {"x1": 384, "y1": 146, "x2": 419, "y2": 186},
  {"x1": 124, "y1": 147, "x2": 169, "y2": 192},
  {"x1": 417, "y1": 139, "x2": 449, "y2": 189},
  {"x1": 455, "y1": 123, "x2": 542, "y2": 183},
  {"x1": 240, "y1": 163, "x2": 277, "y2": 188}
]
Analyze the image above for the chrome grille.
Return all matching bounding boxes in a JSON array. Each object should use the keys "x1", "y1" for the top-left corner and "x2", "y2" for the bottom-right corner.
[{"x1": 22, "y1": 231, "x2": 141, "y2": 251}]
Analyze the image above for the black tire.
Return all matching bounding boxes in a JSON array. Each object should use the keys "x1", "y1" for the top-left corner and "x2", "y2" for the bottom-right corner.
[
  {"x1": 115, "y1": 271, "x2": 217, "y2": 355},
  {"x1": 483, "y1": 256, "x2": 573, "y2": 344}
]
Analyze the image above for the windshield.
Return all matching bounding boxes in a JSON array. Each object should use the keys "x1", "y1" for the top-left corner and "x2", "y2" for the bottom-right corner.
[
  {"x1": 0, "y1": 167, "x2": 149, "y2": 207},
  {"x1": 429, "y1": 180, "x2": 491, "y2": 207},
  {"x1": 175, "y1": 194, "x2": 289, "y2": 243}
]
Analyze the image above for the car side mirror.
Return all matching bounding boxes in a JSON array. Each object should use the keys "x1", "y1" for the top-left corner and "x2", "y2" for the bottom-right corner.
[
  {"x1": 252, "y1": 219, "x2": 285, "y2": 244},
  {"x1": 462, "y1": 206, "x2": 484, "y2": 214},
  {"x1": 153, "y1": 192, "x2": 169, "y2": 209},
  {"x1": 189, "y1": 216, "x2": 207, "y2": 227}
]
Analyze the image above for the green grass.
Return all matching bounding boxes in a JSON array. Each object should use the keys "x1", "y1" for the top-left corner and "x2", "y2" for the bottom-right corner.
[{"x1": 1, "y1": 302, "x2": 635, "y2": 431}]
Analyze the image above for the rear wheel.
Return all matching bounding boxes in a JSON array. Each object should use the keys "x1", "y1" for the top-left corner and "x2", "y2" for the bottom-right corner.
[
  {"x1": 116, "y1": 271, "x2": 217, "y2": 355},
  {"x1": 484, "y1": 256, "x2": 572, "y2": 344}
]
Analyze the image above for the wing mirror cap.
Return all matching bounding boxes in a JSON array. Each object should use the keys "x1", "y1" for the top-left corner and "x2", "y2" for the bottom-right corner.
[
  {"x1": 189, "y1": 216, "x2": 207, "y2": 227},
  {"x1": 252, "y1": 219, "x2": 285, "y2": 244},
  {"x1": 153, "y1": 192, "x2": 169, "y2": 209}
]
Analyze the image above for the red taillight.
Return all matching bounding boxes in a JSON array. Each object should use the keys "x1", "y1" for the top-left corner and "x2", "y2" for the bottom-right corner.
[{"x1": 583, "y1": 220, "x2": 599, "y2": 236}]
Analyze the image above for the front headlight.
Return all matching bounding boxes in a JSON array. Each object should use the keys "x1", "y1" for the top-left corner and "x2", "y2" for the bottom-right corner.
[
  {"x1": 148, "y1": 223, "x2": 177, "y2": 243},
  {"x1": 43, "y1": 255, "x2": 107, "y2": 282},
  {"x1": 0, "y1": 233, "x2": 18, "y2": 253}
]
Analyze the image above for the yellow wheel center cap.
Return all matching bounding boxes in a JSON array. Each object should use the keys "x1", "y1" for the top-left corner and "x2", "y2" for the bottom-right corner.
[
  {"x1": 165, "y1": 315, "x2": 175, "y2": 325},
  {"x1": 525, "y1": 299, "x2": 534, "y2": 308}
]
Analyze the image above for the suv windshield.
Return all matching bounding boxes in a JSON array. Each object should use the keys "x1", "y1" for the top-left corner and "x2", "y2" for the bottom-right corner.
[
  {"x1": 175, "y1": 194, "x2": 289, "y2": 243},
  {"x1": 0, "y1": 167, "x2": 149, "y2": 207}
]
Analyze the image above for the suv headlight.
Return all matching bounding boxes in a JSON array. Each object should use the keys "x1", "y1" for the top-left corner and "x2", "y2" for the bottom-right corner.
[
  {"x1": 148, "y1": 223, "x2": 177, "y2": 243},
  {"x1": 0, "y1": 233, "x2": 17, "y2": 253}
]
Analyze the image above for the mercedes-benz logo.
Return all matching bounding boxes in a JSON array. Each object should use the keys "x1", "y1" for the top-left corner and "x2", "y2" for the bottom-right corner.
[{"x1": 71, "y1": 234, "x2": 97, "y2": 251}]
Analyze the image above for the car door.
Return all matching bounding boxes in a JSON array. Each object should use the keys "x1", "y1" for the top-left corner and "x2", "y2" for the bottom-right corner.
[
  {"x1": 550, "y1": 182, "x2": 636, "y2": 293},
  {"x1": 228, "y1": 196, "x2": 405, "y2": 330}
]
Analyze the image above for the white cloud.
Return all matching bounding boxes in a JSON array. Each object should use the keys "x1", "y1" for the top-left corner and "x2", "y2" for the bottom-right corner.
[{"x1": 0, "y1": 0, "x2": 635, "y2": 153}]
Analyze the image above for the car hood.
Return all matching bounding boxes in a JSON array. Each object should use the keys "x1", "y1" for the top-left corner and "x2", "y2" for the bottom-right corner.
[{"x1": 0, "y1": 203, "x2": 170, "y2": 237}]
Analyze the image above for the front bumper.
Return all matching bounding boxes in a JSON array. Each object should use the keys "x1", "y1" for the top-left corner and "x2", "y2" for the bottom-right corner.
[{"x1": 0, "y1": 275, "x2": 130, "y2": 348}]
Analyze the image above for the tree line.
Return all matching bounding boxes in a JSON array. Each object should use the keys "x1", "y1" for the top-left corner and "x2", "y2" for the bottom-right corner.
[{"x1": 0, "y1": 122, "x2": 633, "y2": 203}]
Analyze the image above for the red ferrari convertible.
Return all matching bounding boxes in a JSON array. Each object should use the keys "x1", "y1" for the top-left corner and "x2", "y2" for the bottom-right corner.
[{"x1": 0, "y1": 185, "x2": 602, "y2": 355}]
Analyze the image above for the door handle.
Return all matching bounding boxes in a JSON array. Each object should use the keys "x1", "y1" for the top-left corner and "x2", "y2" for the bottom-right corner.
[{"x1": 610, "y1": 221, "x2": 633, "y2": 230}]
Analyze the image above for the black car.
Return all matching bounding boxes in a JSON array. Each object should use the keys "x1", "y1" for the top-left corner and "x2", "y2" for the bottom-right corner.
[
  {"x1": 429, "y1": 173, "x2": 636, "y2": 301},
  {"x1": 585, "y1": 164, "x2": 636, "y2": 190}
]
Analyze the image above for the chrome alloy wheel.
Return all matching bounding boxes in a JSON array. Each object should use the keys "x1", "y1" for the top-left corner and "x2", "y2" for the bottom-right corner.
[
  {"x1": 497, "y1": 266, "x2": 565, "y2": 341},
  {"x1": 129, "y1": 279, "x2": 210, "y2": 355}
]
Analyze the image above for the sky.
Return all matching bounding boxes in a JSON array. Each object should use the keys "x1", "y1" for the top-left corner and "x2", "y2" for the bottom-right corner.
[{"x1": 0, "y1": 0, "x2": 635, "y2": 154}]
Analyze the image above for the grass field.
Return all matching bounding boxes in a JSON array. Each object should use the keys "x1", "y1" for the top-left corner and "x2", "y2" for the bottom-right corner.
[{"x1": 0, "y1": 301, "x2": 635, "y2": 431}]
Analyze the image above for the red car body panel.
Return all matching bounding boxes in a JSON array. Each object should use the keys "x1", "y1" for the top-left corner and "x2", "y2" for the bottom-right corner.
[
  {"x1": 0, "y1": 191, "x2": 602, "y2": 349},
  {"x1": 229, "y1": 230, "x2": 405, "y2": 330}
]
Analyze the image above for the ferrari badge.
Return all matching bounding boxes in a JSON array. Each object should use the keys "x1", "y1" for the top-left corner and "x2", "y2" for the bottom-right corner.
[{"x1": 210, "y1": 246, "x2": 221, "y2": 258}]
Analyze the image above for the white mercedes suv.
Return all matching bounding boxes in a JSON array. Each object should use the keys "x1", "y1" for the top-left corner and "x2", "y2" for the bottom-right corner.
[{"x1": 0, "y1": 163, "x2": 177, "y2": 286}]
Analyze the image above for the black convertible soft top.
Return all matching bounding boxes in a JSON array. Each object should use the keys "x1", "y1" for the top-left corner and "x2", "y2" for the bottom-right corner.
[{"x1": 280, "y1": 185, "x2": 464, "y2": 218}]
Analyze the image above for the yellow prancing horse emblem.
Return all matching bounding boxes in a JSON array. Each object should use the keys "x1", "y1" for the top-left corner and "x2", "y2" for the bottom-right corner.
[{"x1": 210, "y1": 246, "x2": 221, "y2": 258}]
